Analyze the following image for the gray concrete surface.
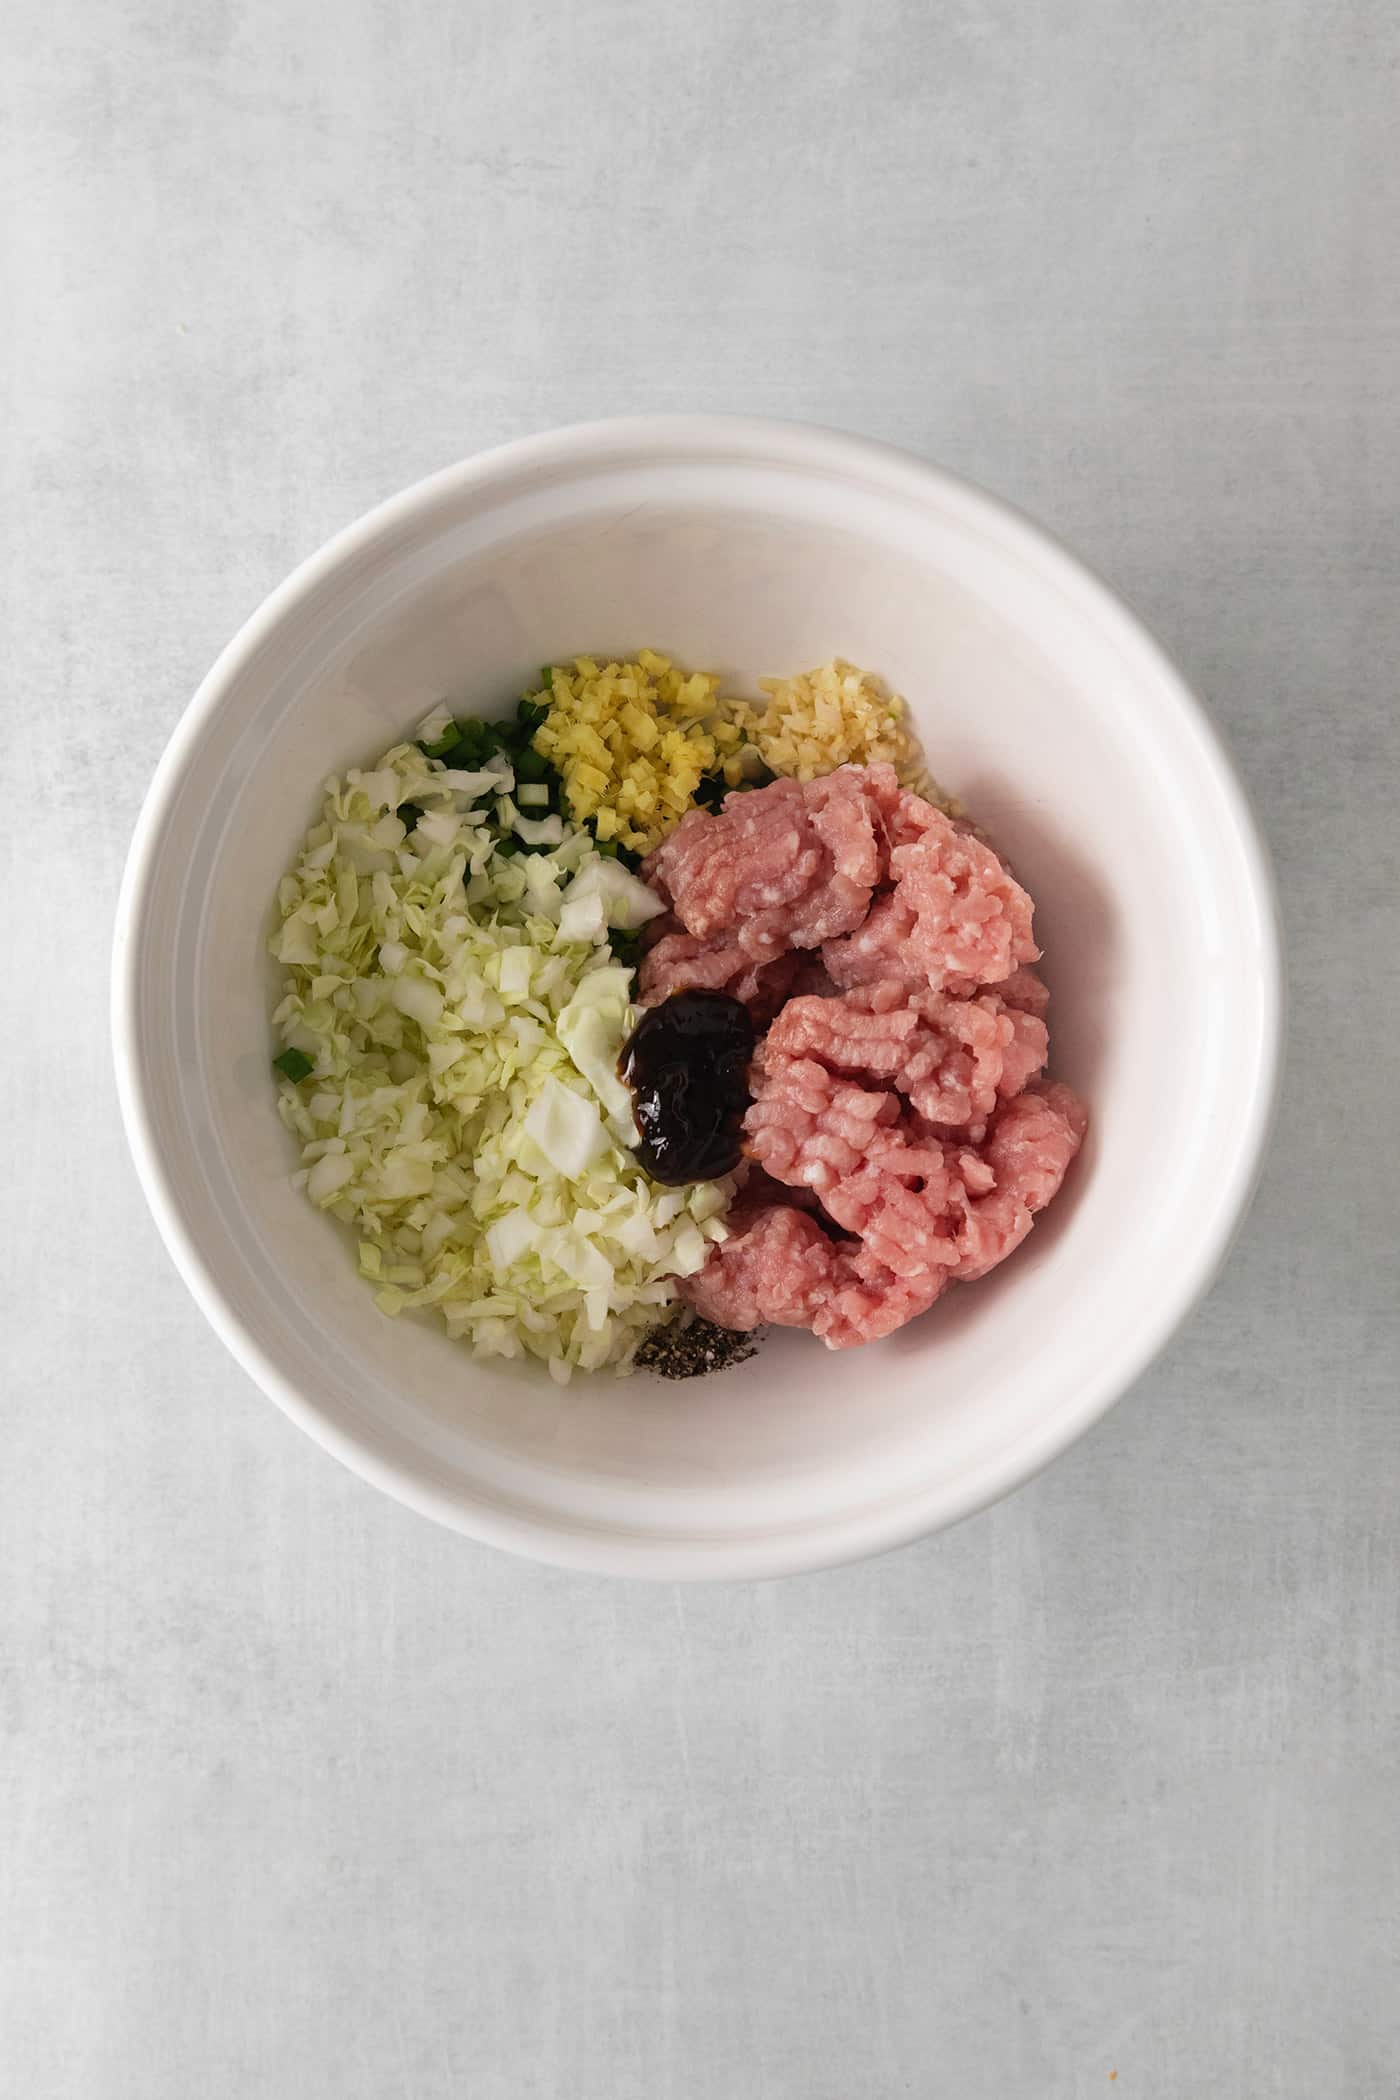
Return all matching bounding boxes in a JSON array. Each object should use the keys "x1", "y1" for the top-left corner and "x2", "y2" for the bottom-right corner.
[{"x1": 3, "y1": 1, "x2": 1398, "y2": 2094}]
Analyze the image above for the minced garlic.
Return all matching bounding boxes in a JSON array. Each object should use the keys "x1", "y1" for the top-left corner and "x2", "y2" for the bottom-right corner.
[{"x1": 724, "y1": 659, "x2": 941, "y2": 802}]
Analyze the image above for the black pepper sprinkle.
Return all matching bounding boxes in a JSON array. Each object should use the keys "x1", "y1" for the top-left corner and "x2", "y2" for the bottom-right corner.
[{"x1": 635, "y1": 1313, "x2": 764, "y2": 1379}]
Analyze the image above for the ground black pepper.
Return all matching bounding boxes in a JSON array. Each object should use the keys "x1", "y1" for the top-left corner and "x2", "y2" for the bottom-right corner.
[{"x1": 635, "y1": 1312, "x2": 764, "y2": 1379}]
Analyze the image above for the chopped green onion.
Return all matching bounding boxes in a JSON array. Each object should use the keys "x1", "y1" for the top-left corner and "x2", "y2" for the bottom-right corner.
[
  {"x1": 273, "y1": 1047, "x2": 314, "y2": 1083},
  {"x1": 608, "y1": 928, "x2": 642, "y2": 970},
  {"x1": 418, "y1": 723, "x2": 462, "y2": 760},
  {"x1": 450, "y1": 717, "x2": 497, "y2": 764},
  {"x1": 518, "y1": 694, "x2": 550, "y2": 728},
  {"x1": 397, "y1": 802, "x2": 423, "y2": 833},
  {"x1": 512, "y1": 744, "x2": 551, "y2": 782}
]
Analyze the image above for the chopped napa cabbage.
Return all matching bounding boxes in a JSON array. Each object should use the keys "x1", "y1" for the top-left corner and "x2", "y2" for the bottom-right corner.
[
  {"x1": 521, "y1": 854, "x2": 563, "y2": 918},
  {"x1": 497, "y1": 945, "x2": 533, "y2": 1001},
  {"x1": 556, "y1": 968, "x2": 636, "y2": 1131},
  {"x1": 434, "y1": 765, "x2": 507, "y2": 799},
  {"x1": 390, "y1": 974, "x2": 444, "y2": 1028},
  {"x1": 523, "y1": 1078, "x2": 608, "y2": 1178},
  {"x1": 270, "y1": 722, "x2": 734, "y2": 1380},
  {"x1": 512, "y1": 812, "x2": 565, "y2": 847},
  {"x1": 561, "y1": 857, "x2": 667, "y2": 931},
  {"x1": 486, "y1": 1208, "x2": 538, "y2": 1270},
  {"x1": 557, "y1": 890, "x2": 607, "y2": 944}
]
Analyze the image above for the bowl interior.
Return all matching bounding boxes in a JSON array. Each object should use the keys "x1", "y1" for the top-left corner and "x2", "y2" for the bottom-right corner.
[{"x1": 118, "y1": 427, "x2": 1276, "y2": 1574}]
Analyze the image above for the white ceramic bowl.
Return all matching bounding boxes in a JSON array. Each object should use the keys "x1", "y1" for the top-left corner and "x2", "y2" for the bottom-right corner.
[{"x1": 113, "y1": 417, "x2": 1280, "y2": 1579}]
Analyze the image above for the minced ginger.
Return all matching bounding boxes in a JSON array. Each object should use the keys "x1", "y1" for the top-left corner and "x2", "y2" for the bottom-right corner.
[{"x1": 531, "y1": 651, "x2": 742, "y2": 855}]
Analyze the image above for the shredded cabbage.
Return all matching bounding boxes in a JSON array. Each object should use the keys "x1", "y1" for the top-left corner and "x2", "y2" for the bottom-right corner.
[{"x1": 271, "y1": 733, "x2": 733, "y2": 1381}]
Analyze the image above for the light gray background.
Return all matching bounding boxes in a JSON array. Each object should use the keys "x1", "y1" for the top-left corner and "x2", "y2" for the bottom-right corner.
[{"x1": 3, "y1": 1, "x2": 1398, "y2": 2094}]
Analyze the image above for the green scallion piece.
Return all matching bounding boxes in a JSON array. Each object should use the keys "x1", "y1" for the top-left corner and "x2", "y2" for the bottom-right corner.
[
  {"x1": 418, "y1": 723, "x2": 462, "y2": 760},
  {"x1": 450, "y1": 717, "x2": 496, "y2": 763},
  {"x1": 273, "y1": 1048, "x2": 314, "y2": 1083}
]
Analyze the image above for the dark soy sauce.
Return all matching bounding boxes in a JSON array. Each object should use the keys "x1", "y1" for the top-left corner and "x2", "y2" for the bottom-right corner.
[{"x1": 619, "y1": 990, "x2": 755, "y2": 1185}]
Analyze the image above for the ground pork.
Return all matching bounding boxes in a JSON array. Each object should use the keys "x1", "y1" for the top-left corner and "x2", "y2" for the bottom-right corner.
[
  {"x1": 689, "y1": 1081, "x2": 1085, "y2": 1346},
  {"x1": 809, "y1": 1087, "x2": 1081, "y2": 1292},
  {"x1": 642, "y1": 765, "x2": 903, "y2": 963},
  {"x1": 643, "y1": 766, "x2": 1085, "y2": 1349},
  {"x1": 821, "y1": 807, "x2": 1039, "y2": 995},
  {"x1": 681, "y1": 1201, "x2": 951, "y2": 1349},
  {"x1": 809, "y1": 1251, "x2": 951, "y2": 1351},
  {"x1": 641, "y1": 762, "x2": 1037, "y2": 1016},
  {"x1": 638, "y1": 928, "x2": 801, "y2": 1021},
  {"x1": 752, "y1": 981, "x2": 1048, "y2": 1141},
  {"x1": 681, "y1": 1203, "x2": 844, "y2": 1333},
  {"x1": 985, "y1": 965, "x2": 1051, "y2": 1018},
  {"x1": 639, "y1": 929, "x2": 836, "y2": 1017},
  {"x1": 950, "y1": 1082, "x2": 1088, "y2": 1282}
]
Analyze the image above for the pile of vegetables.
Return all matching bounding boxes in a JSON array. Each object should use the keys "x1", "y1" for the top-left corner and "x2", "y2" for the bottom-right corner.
[{"x1": 270, "y1": 696, "x2": 734, "y2": 1382}]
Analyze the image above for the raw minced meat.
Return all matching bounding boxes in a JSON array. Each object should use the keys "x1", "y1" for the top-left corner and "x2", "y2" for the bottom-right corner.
[
  {"x1": 645, "y1": 764, "x2": 1039, "y2": 1001},
  {"x1": 820, "y1": 801, "x2": 1039, "y2": 994},
  {"x1": 682, "y1": 1203, "x2": 840, "y2": 1333},
  {"x1": 638, "y1": 764, "x2": 1086, "y2": 1349},
  {"x1": 753, "y1": 980, "x2": 1048, "y2": 1140},
  {"x1": 952, "y1": 1082, "x2": 1087, "y2": 1281},
  {"x1": 643, "y1": 766, "x2": 901, "y2": 961},
  {"x1": 638, "y1": 928, "x2": 802, "y2": 1022},
  {"x1": 984, "y1": 965, "x2": 1051, "y2": 1020},
  {"x1": 693, "y1": 1082, "x2": 1084, "y2": 1350}
]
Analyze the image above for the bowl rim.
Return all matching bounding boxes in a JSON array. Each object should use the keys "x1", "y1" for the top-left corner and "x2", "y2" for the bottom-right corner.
[{"x1": 111, "y1": 413, "x2": 1284, "y2": 1580}]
